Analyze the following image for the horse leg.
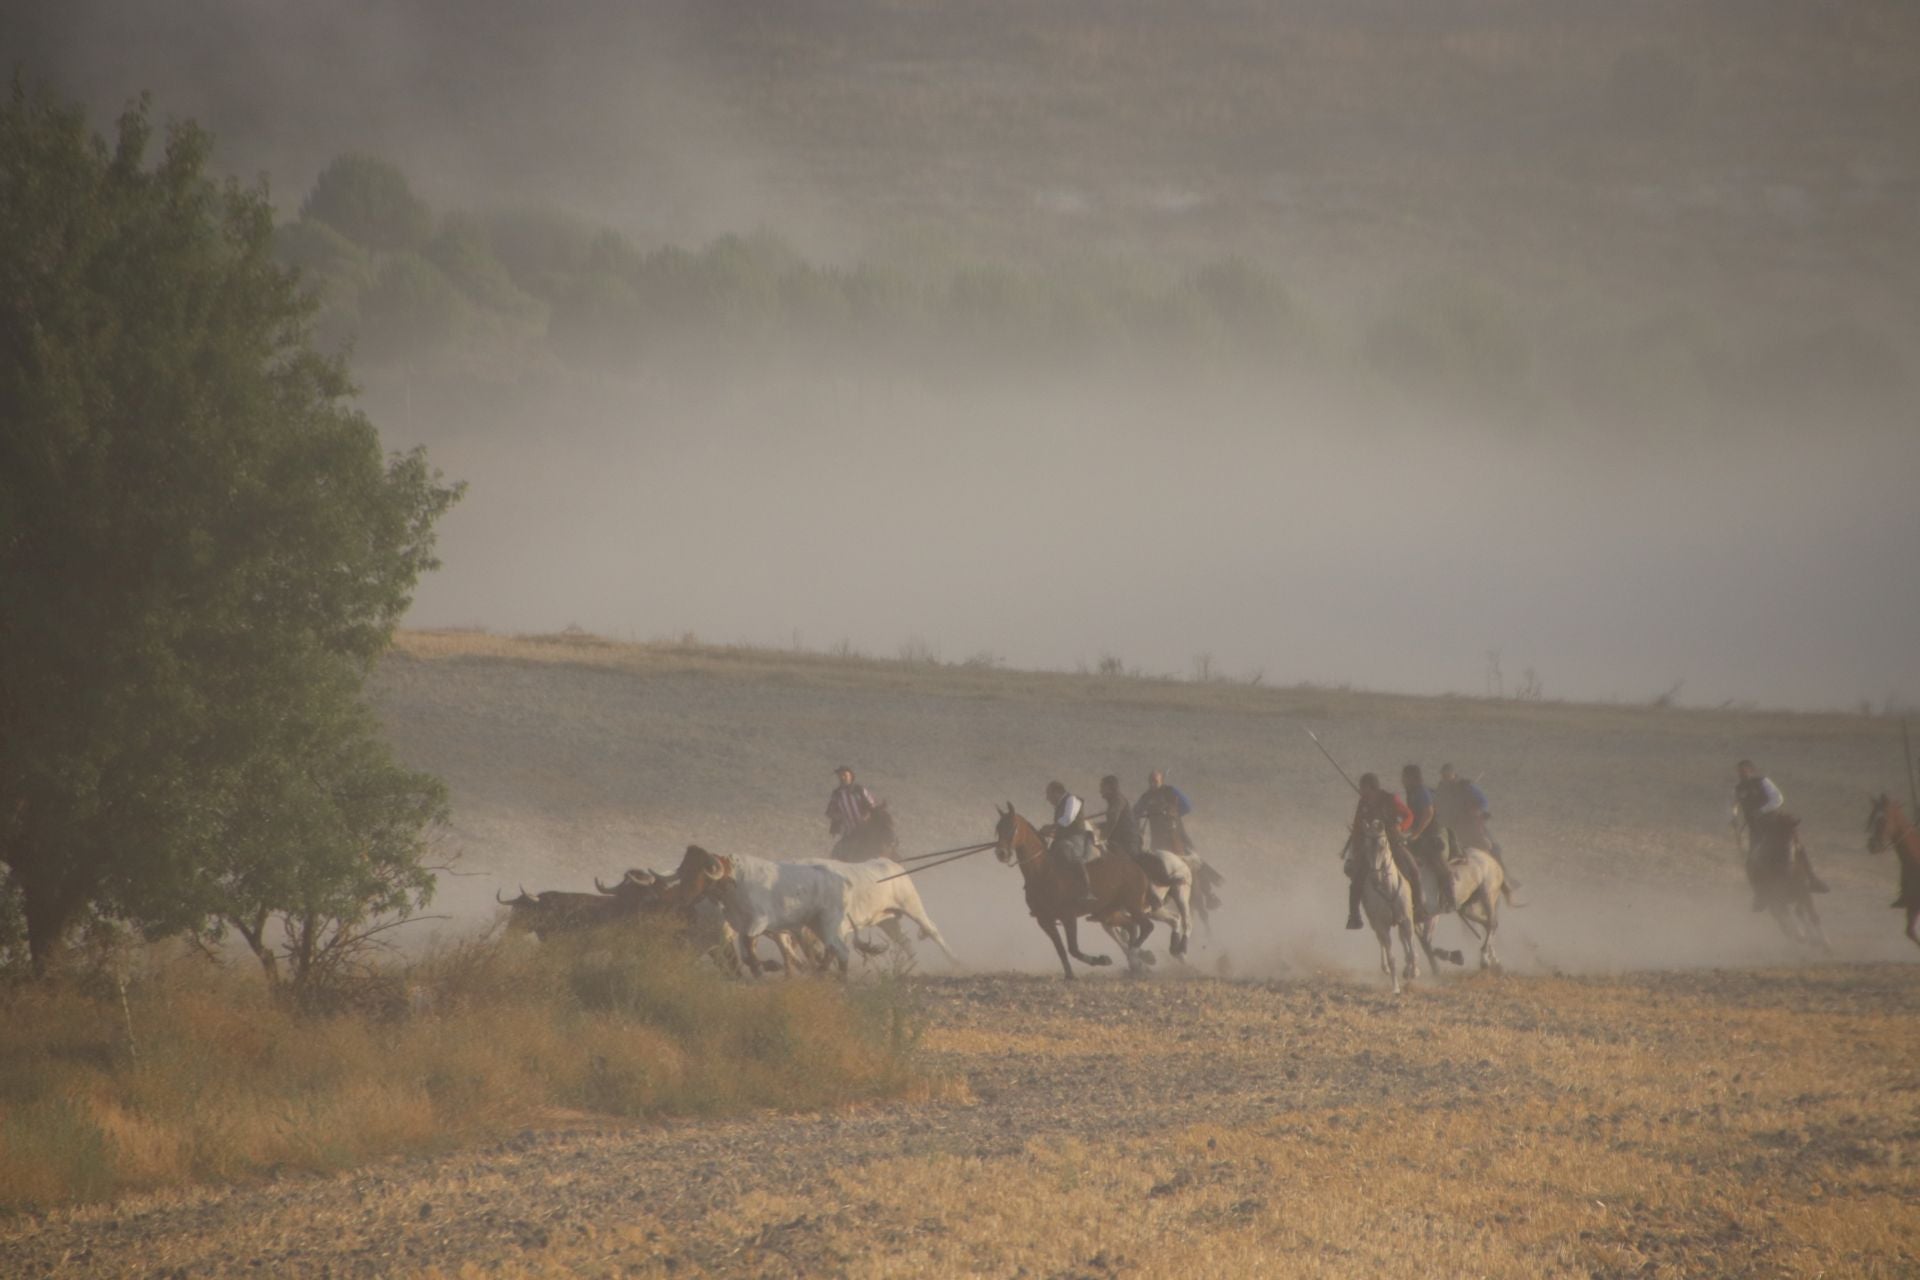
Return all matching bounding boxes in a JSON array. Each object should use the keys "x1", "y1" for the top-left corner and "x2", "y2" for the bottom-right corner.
[
  {"x1": 1134, "y1": 916, "x2": 1156, "y2": 966},
  {"x1": 1798, "y1": 896, "x2": 1831, "y2": 953},
  {"x1": 1373, "y1": 921, "x2": 1396, "y2": 991},
  {"x1": 1063, "y1": 915, "x2": 1113, "y2": 968},
  {"x1": 1399, "y1": 918, "x2": 1419, "y2": 983},
  {"x1": 1906, "y1": 905, "x2": 1920, "y2": 948},
  {"x1": 1033, "y1": 915, "x2": 1075, "y2": 979},
  {"x1": 1168, "y1": 882, "x2": 1192, "y2": 960}
]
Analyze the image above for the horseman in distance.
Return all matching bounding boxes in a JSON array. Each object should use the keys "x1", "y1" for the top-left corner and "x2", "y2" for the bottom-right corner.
[
  {"x1": 826, "y1": 765, "x2": 897, "y2": 862},
  {"x1": 1731, "y1": 759, "x2": 1827, "y2": 910}
]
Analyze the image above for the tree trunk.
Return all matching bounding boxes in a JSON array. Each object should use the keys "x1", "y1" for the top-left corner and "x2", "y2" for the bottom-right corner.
[{"x1": 230, "y1": 911, "x2": 280, "y2": 986}]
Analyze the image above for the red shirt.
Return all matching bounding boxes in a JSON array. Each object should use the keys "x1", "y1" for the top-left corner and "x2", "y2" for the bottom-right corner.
[{"x1": 1352, "y1": 790, "x2": 1413, "y2": 834}]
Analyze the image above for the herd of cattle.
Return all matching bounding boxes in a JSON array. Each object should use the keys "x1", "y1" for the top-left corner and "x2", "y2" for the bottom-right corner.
[{"x1": 496, "y1": 845, "x2": 963, "y2": 976}]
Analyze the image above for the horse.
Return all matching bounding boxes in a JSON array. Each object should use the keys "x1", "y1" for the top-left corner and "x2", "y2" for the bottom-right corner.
[
  {"x1": 1351, "y1": 820, "x2": 1419, "y2": 994},
  {"x1": 1748, "y1": 812, "x2": 1831, "y2": 951},
  {"x1": 1866, "y1": 794, "x2": 1920, "y2": 949},
  {"x1": 991, "y1": 805, "x2": 1186, "y2": 978},
  {"x1": 1141, "y1": 802, "x2": 1227, "y2": 928},
  {"x1": 831, "y1": 802, "x2": 900, "y2": 862},
  {"x1": 1413, "y1": 833, "x2": 1508, "y2": 973}
]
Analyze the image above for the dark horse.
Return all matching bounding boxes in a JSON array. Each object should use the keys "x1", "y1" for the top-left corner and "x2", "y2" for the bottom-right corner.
[
  {"x1": 1748, "y1": 812, "x2": 1830, "y2": 951},
  {"x1": 992, "y1": 805, "x2": 1173, "y2": 979},
  {"x1": 1866, "y1": 794, "x2": 1920, "y2": 949},
  {"x1": 832, "y1": 802, "x2": 899, "y2": 862}
]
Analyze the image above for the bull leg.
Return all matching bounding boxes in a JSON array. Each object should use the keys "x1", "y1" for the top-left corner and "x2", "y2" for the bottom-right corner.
[
  {"x1": 737, "y1": 930, "x2": 764, "y2": 977},
  {"x1": 899, "y1": 904, "x2": 964, "y2": 969}
]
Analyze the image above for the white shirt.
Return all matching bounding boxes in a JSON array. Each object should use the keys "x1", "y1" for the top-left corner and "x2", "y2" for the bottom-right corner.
[
  {"x1": 1732, "y1": 777, "x2": 1784, "y2": 822},
  {"x1": 1054, "y1": 792, "x2": 1084, "y2": 827}
]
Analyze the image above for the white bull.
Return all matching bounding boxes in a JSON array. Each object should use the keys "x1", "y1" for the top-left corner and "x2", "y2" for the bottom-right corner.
[
  {"x1": 668, "y1": 845, "x2": 857, "y2": 977},
  {"x1": 800, "y1": 858, "x2": 963, "y2": 968}
]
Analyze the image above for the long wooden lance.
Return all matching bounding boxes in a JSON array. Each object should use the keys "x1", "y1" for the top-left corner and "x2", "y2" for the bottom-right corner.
[
  {"x1": 1905, "y1": 719, "x2": 1919, "y2": 822},
  {"x1": 1305, "y1": 728, "x2": 1362, "y2": 796}
]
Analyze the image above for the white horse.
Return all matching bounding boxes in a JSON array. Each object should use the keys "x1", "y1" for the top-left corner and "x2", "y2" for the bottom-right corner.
[
  {"x1": 1415, "y1": 834, "x2": 1509, "y2": 973},
  {"x1": 1352, "y1": 822, "x2": 1419, "y2": 994},
  {"x1": 1134, "y1": 846, "x2": 1197, "y2": 960}
]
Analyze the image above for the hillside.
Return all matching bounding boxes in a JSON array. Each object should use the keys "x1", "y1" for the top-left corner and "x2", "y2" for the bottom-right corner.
[{"x1": 374, "y1": 629, "x2": 1918, "y2": 974}]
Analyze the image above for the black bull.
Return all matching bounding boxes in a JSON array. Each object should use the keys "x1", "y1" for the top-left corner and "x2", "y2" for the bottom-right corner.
[{"x1": 495, "y1": 871, "x2": 669, "y2": 940}]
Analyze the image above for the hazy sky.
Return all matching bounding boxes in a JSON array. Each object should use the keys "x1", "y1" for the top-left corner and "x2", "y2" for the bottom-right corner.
[
  {"x1": 13, "y1": 0, "x2": 1918, "y2": 712},
  {"x1": 385, "y1": 370, "x2": 1920, "y2": 712}
]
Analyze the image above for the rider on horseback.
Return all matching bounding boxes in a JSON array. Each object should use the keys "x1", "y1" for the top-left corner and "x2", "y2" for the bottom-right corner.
[
  {"x1": 1435, "y1": 763, "x2": 1521, "y2": 889},
  {"x1": 1044, "y1": 780, "x2": 1100, "y2": 911},
  {"x1": 1733, "y1": 759, "x2": 1827, "y2": 909},
  {"x1": 1402, "y1": 764, "x2": 1454, "y2": 912},
  {"x1": 1345, "y1": 772, "x2": 1428, "y2": 929},
  {"x1": 1137, "y1": 770, "x2": 1196, "y2": 854},
  {"x1": 826, "y1": 766, "x2": 879, "y2": 844},
  {"x1": 1098, "y1": 775, "x2": 1143, "y2": 860}
]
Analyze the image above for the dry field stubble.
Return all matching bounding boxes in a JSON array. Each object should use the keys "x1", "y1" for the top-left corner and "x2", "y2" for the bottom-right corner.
[{"x1": 5, "y1": 967, "x2": 1912, "y2": 1277}]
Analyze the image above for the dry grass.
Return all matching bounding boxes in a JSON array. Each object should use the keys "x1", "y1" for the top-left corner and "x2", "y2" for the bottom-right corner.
[
  {"x1": 408, "y1": 968, "x2": 1920, "y2": 1279},
  {"x1": 391, "y1": 628, "x2": 1876, "y2": 738},
  {"x1": 0, "y1": 929, "x2": 929, "y2": 1214}
]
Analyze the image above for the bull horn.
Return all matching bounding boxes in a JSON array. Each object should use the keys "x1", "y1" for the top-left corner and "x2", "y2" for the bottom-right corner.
[
  {"x1": 495, "y1": 887, "x2": 510, "y2": 904},
  {"x1": 595, "y1": 876, "x2": 614, "y2": 894}
]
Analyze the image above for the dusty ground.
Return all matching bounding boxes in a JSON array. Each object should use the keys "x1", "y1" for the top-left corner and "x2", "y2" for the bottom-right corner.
[
  {"x1": 6, "y1": 633, "x2": 1916, "y2": 1276},
  {"x1": 4, "y1": 964, "x2": 1916, "y2": 1277}
]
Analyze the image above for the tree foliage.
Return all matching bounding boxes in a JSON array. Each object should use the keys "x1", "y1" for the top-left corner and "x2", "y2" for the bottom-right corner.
[
  {"x1": 300, "y1": 152, "x2": 433, "y2": 253},
  {"x1": 0, "y1": 85, "x2": 461, "y2": 976}
]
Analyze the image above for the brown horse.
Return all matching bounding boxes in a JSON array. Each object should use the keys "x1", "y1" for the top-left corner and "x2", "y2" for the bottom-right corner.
[
  {"x1": 1866, "y1": 794, "x2": 1920, "y2": 949},
  {"x1": 1748, "y1": 813, "x2": 1830, "y2": 951},
  {"x1": 832, "y1": 802, "x2": 900, "y2": 862},
  {"x1": 992, "y1": 805, "x2": 1170, "y2": 979}
]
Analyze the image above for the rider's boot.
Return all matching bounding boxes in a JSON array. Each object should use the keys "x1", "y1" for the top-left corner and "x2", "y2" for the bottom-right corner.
[{"x1": 1346, "y1": 878, "x2": 1363, "y2": 930}]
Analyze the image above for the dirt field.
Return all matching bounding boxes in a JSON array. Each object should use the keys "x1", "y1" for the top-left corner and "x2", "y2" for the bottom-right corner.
[
  {"x1": 4, "y1": 967, "x2": 1915, "y2": 1277},
  {"x1": 5, "y1": 631, "x2": 1915, "y2": 1276}
]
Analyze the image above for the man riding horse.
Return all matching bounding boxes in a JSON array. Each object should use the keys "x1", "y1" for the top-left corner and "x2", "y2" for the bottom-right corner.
[
  {"x1": 1137, "y1": 770, "x2": 1195, "y2": 856},
  {"x1": 1043, "y1": 780, "x2": 1100, "y2": 911},
  {"x1": 1098, "y1": 774, "x2": 1143, "y2": 860},
  {"x1": 1345, "y1": 772, "x2": 1429, "y2": 929},
  {"x1": 827, "y1": 766, "x2": 884, "y2": 859},
  {"x1": 1435, "y1": 763, "x2": 1520, "y2": 889},
  {"x1": 1732, "y1": 759, "x2": 1827, "y2": 909}
]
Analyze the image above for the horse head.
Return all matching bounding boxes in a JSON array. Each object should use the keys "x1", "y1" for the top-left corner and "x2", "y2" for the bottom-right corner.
[
  {"x1": 1354, "y1": 820, "x2": 1398, "y2": 889},
  {"x1": 993, "y1": 803, "x2": 1029, "y2": 865}
]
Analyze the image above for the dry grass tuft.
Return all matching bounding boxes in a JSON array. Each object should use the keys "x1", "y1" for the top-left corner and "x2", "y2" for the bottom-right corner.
[{"x1": 0, "y1": 928, "x2": 927, "y2": 1212}]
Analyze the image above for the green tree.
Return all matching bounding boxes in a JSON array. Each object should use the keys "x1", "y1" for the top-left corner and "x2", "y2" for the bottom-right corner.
[
  {"x1": 0, "y1": 85, "x2": 462, "y2": 974},
  {"x1": 300, "y1": 152, "x2": 433, "y2": 253}
]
